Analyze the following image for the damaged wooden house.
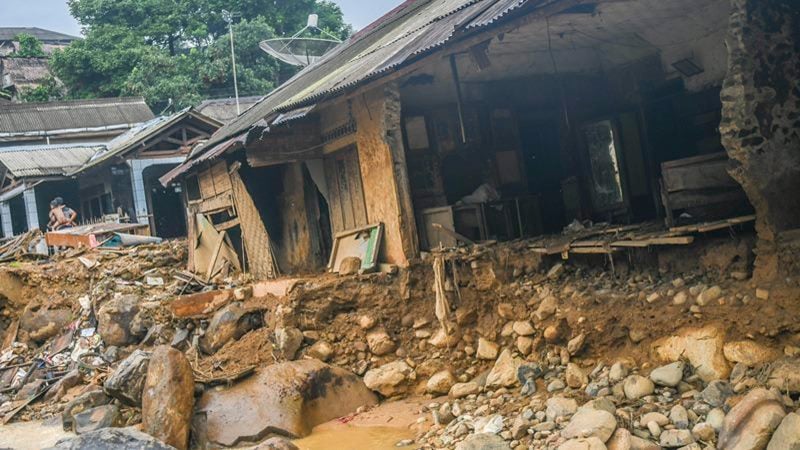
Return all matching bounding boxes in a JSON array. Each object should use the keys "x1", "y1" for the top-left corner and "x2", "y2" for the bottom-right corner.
[
  {"x1": 162, "y1": 0, "x2": 799, "y2": 282},
  {"x1": 0, "y1": 100, "x2": 220, "y2": 239}
]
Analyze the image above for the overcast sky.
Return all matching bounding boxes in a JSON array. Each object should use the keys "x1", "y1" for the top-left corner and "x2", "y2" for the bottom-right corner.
[{"x1": 0, "y1": 0, "x2": 401, "y2": 36}]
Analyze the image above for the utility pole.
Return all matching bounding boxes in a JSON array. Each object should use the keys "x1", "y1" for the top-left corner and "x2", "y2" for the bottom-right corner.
[{"x1": 222, "y1": 10, "x2": 240, "y2": 115}]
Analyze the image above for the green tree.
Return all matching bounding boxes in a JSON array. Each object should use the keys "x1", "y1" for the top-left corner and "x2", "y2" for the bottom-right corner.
[
  {"x1": 13, "y1": 34, "x2": 46, "y2": 58},
  {"x1": 53, "y1": 0, "x2": 351, "y2": 109},
  {"x1": 20, "y1": 76, "x2": 64, "y2": 102}
]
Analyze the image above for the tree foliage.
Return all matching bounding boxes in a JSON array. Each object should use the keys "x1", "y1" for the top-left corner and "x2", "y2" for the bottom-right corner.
[
  {"x1": 20, "y1": 76, "x2": 64, "y2": 102},
  {"x1": 52, "y1": 0, "x2": 351, "y2": 110},
  {"x1": 13, "y1": 34, "x2": 46, "y2": 58}
]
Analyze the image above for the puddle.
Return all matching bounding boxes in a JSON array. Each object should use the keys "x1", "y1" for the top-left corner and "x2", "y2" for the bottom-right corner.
[
  {"x1": 293, "y1": 425, "x2": 414, "y2": 450},
  {"x1": 0, "y1": 418, "x2": 73, "y2": 450}
]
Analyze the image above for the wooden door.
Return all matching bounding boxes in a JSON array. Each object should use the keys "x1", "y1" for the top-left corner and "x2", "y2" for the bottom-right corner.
[{"x1": 324, "y1": 146, "x2": 368, "y2": 233}]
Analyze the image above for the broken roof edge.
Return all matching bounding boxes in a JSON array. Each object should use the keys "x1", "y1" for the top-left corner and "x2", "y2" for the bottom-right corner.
[
  {"x1": 69, "y1": 107, "x2": 222, "y2": 176},
  {"x1": 158, "y1": 134, "x2": 248, "y2": 187}
]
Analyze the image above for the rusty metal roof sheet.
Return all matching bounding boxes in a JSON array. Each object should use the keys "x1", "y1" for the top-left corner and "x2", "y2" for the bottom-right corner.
[
  {"x1": 0, "y1": 144, "x2": 100, "y2": 178},
  {"x1": 0, "y1": 97, "x2": 154, "y2": 138},
  {"x1": 196, "y1": 0, "x2": 539, "y2": 163}
]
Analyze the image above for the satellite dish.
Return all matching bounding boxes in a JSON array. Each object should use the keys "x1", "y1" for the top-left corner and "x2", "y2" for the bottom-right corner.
[{"x1": 260, "y1": 14, "x2": 342, "y2": 67}]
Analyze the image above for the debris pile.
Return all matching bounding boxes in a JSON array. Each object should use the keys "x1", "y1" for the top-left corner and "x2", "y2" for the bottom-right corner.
[{"x1": 0, "y1": 232, "x2": 798, "y2": 449}]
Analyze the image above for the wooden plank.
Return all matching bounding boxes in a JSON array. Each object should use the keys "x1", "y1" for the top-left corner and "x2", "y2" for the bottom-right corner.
[
  {"x1": 668, "y1": 214, "x2": 756, "y2": 234},
  {"x1": 198, "y1": 167, "x2": 216, "y2": 200},
  {"x1": 569, "y1": 247, "x2": 616, "y2": 254},
  {"x1": 213, "y1": 218, "x2": 241, "y2": 232},
  {"x1": 347, "y1": 149, "x2": 369, "y2": 228},
  {"x1": 210, "y1": 161, "x2": 232, "y2": 194},
  {"x1": 324, "y1": 156, "x2": 345, "y2": 233}
]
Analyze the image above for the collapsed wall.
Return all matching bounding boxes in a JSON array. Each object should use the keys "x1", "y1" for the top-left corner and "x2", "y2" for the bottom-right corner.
[{"x1": 720, "y1": 0, "x2": 800, "y2": 281}]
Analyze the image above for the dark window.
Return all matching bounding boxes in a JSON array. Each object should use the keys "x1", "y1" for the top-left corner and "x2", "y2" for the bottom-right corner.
[{"x1": 185, "y1": 175, "x2": 201, "y2": 201}]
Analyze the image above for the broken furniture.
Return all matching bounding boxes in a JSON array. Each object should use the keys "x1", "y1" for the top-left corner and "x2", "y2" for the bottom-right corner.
[
  {"x1": 659, "y1": 152, "x2": 749, "y2": 227},
  {"x1": 45, "y1": 223, "x2": 152, "y2": 249},
  {"x1": 328, "y1": 223, "x2": 383, "y2": 274}
]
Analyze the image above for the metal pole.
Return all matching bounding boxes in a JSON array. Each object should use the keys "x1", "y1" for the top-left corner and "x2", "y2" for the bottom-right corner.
[{"x1": 225, "y1": 11, "x2": 241, "y2": 115}]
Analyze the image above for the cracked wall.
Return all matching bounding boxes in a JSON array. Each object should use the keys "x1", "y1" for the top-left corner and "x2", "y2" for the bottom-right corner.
[{"x1": 720, "y1": 0, "x2": 800, "y2": 281}]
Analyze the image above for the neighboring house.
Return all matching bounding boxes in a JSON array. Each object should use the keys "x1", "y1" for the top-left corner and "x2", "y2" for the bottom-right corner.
[
  {"x1": 0, "y1": 27, "x2": 79, "y2": 56},
  {"x1": 197, "y1": 96, "x2": 264, "y2": 124},
  {"x1": 0, "y1": 57, "x2": 53, "y2": 100},
  {"x1": 0, "y1": 97, "x2": 154, "y2": 147},
  {"x1": 0, "y1": 97, "x2": 155, "y2": 237},
  {"x1": 156, "y1": 0, "x2": 797, "y2": 283},
  {"x1": 72, "y1": 108, "x2": 221, "y2": 238}
]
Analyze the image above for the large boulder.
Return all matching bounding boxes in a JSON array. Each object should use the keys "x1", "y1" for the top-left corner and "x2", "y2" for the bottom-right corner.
[
  {"x1": 200, "y1": 303, "x2": 262, "y2": 354},
  {"x1": 652, "y1": 324, "x2": 730, "y2": 382},
  {"x1": 45, "y1": 427, "x2": 174, "y2": 450},
  {"x1": 104, "y1": 349, "x2": 150, "y2": 406},
  {"x1": 455, "y1": 433, "x2": 512, "y2": 450},
  {"x1": 197, "y1": 359, "x2": 377, "y2": 446},
  {"x1": 62, "y1": 390, "x2": 112, "y2": 433},
  {"x1": 561, "y1": 408, "x2": 617, "y2": 443},
  {"x1": 767, "y1": 358, "x2": 800, "y2": 393},
  {"x1": 486, "y1": 349, "x2": 522, "y2": 388},
  {"x1": 767, "y1": 413, "x2": 800, "y2": 450},
  {"x1": 97, "y1": 295, "x2": 144, "y2": 346},
  {"x1": 19, "y1": 308, "x2": 73, "y2": 342},
  {"x1": 142, "y1": 346, "x2": 195, "y2": 450},
  {"x1": 718, "y1": 388, "x2": 786, "y2": 450},
  {"x1": 723, "y1": 341, "x2": 781, "y2": 366},
  {"x1": 363, "y1": 360, "x2": 413, "y2": 397},
  {"x1": 73, "y1": 405, "x2": 122, "y2": 435}
]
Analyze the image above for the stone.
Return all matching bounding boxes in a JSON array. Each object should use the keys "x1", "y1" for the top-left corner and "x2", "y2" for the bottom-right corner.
[
  {"x1": 706, "y1": 408, "x2": 725, "y2": 431},
  {"x1": 623, "y1": 375, "x2": 654, "y2": 400},
  {"x1": 516, "y1": 336, "x2": 533, "y2": 355},
  {"x1": 103, "y1": 349, "x2": 150, "y2": 406},
  {"x1": 640, "y1": 412, "x2": 669, "y2": 427},
  {"x1": 723, "y1": 340, "x2": 781, "y2": 366},
  {"x1": 19, "y1": 308, "x2": 72, "y2": 342},
  {"x1": 718, "y1": 388, "x2": 786, "y2": 450},
  {"x1": 97, "y1": 295, "x2": 143, "y2": 346},
  {"x1": 426, "y1": 370, "x2": 456, "y2": 395},
  {"x1": 199, "y1": 360, "x2": 377, "y2": 446},
  {"x1": 660, "y1": 430, "x2": 694, "y2": 448},
  {"x1": 14, "y1": 379, "x2": 46, "y2": 400},
  {"x1": 609, "y1": 362, "x2": 628, "y2": 383},
  {"x1": 497, "y1": 303, "x2": 515, "y2": 319},
  {"x1": 306, "y1": 340, "x2": 334, "y2": 361},
  {"x1": 518, "y1": 363, "x2": 544, "y2": 395},
  {"x1": 428, "y1": 328, "x2": 459, "y2": 348},
  {"x1": 510, "y1": 415, "x2": 528, "y2": 439},
  {"x1": 46, "y1": 369, "x2": 82, "y2": 402},
  {"x1": 566, "y1": 363, "x2": 589, "y2": 388},
  {"x1": 477, "y1": 337, "x2": 499, "y2": 360},
  {"x1": 512, "y1": 321, "x2": 535, "y2": 336},
  {"x1": 691, "y1": 423, "x2": 715, "y2": 442},
  {"x1": 366, "y1": 329, "x2": 396, "y2": 356},
  {"x1": 766, "y1": 413, "x2": 800, "y2": 450},
  {"x1": 486, "y1": 349, "x2": 522, "y2": 388},
  {"x1": 696, "y1": 286, "x2": 722, "y2": 306},
  {"x1": 647, "y1": 421, "x2": 661, "y2": 439},
  {"x1": 562, "y1": 408, "x2": 617, "y2": 442},
  {"x1": 767, "y1": 358, "x2": 800, "y2": 393},
  {"x1": 338, "y1": 256, "x2": 361, "y2": 275},
  {"x1": 669, "y1": 405, "x2": 689, "y2": 429},
  {"x1": 455, "y1": 433, "x2": 511, "y2": 450},
  {"x1": 653, "y1": 325, "x2": 730, "y2": 382},
  {"x1": 649, "y1": 362, "x2": 684, "y2": 387},
  {"x1": 363, "y1": 360, "x2": 413, "y2": 397},
  {"x1": 45, "y1": 427, "x2": 174, "y2": 450},
  {"x1": 548, "y1": 379, "x2": 566, "y2": 392},
  {"x1": 449, "y1": 381, "x2": 480, "y2": 399},
  {"x1": 546, "y1": 397, "x2": 578, "y2": 421},
  {"x1": 607, "y1": 428, "x2": 632, "y2": 450},
  {"x1": 275, "y1": 327, "x2": 304, "y2": 360},
  {"x1": 568, "y1": 333, "x2": 586, "y2": 355},
  {"x1": 699, "y1": 381, "x2": 733, "y2": 408},
  {"x1": 534, "y1": 295, "x2": 558, "y2": 321},
  {"x1": 142, "y1": 346, "x2": 195, "y2": 450},
  {"x1": 248, "y1": 437, "x2": 300, "y2": 450},
  {"x1": 62, "y1": 390, "x2": 111, "y2": 432},
  {"x1": 73, "y1": 405, "x2": 121, "y2": 435},
  {"x1": 201, "y1": 303, "x2": 261, "y2": 354},
  {"x1": 358, "y1": 315, "x2": 376, "y2": 330},
  {"x1": 646, "y1": 293, "x2": 661, "y2": 304},
  {"x1": 232, "y1": 286, "x2": 253, "y2": 301},
  {"x1": 629, "y1": 435, "x2": 660, "y2": 450},
  {"x1": 673, "y1": 292, "x2": 688, "y2": 305},
  {"x1": 755, "y1": 288, "x2": 769, "y2": 300},
  {"x1": 559, "y1": 437, "x2": 608, "y2": 450},
  {"x1": 547, "y1": 263, "x2": 565, "y2": 279}
]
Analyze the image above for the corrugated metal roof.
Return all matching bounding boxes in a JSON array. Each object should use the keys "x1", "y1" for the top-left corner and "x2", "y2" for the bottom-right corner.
[
  {"x1": 0, "y1": 97, "x2": 154, "y2": 137},
  {"x1": 0, "y1": 27, "x2": 79, "y2": 42},
  {"x1": 75, "y1": 108, "x2": 221, "y2": 173},
  {"x1": 0, "y1": 144, "x2": 100, "y2": 178},
  {"x1": 198, "y1": 0, "x2": 540, "y2": 159}
]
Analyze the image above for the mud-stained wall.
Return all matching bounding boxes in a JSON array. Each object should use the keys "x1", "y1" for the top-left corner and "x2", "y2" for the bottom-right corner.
[
  {"x1": 354, "y1": 84, "x2": 419, "y2": 266},
  {"x1": 720, "y1": 0, "x2": 800, "y2": 280},
  {"x1": 274, "y1": 162, "x2": 326, "y2": 274}
]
